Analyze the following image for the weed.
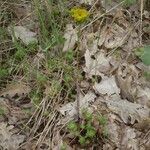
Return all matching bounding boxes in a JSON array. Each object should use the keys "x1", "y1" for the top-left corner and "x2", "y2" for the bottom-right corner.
[
  {"x1": 144, "y1": 72, "x2": 150, "y2": 81},
  {"x1": 135, "y1": 45, "x2": 150, "y2": 66},
  {"x1": 123, "y1": 0, "x2": 137, "y2": 6},
  {"x1": 60, "y1": 143, "x2": 67, "y2": 150},
  {"x1": 0, "y1": 108, "x2": 5, "y2": 116},
  {"x1": 66, "y1": 110, "x2": 108, "y2": 147},
  {"x1": 0, "y1": 68, "x2": 9, "y2": 80}
]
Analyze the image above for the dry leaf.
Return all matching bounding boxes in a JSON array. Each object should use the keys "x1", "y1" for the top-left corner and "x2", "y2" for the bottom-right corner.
[
  {"x1": 97, "y1": 23, "x2": 128, "y2": 49},
  {"x1": 8, "y1": 26, "x2": 37, "y2": 45},
  {"x1": 84, "y1": 49, "x2": 111, "y2": 76},
  {"x1": 100, "y1": 94, "x2": 150, "y2": 124},
  {"x1": 107, "y1": 114, "x2": 120, "y2": 146},
  {"x1": 136, "y1": 86, "x2": 150, "y2": 107},
  {"x1": 120, "y1": 127, "x2": 139, "y2": 150},
  {"x1": 0, "y1": 122, "x2": 25, "y2": 150},
  {"x1": 59, "y1": 91, "x2": 96, "y2": 119},
  {"x1": 93, "y1": 76, "x2": 120, "y2": 95},
  {"x1": 115, "y1": 64, "x2": 139, "y2": 102},
  {"x1": 63, "y1": 24, "x2": 78, "y2": 52},
  {"x1": 0, "y1": 82, "x2": 31, "y2": 98},
  {"x1": 134, "y1": 118, "x2": 150, "y2": 132}
]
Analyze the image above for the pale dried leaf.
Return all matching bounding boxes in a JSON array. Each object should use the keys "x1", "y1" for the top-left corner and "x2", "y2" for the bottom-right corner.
[
  {"x1": 0, "y1": 82, "x2": 31, "y2": 98},
  {"x1": 0, "y1": 123, "x2": 25, "y2": 150},
  {"x1": 97, "y1": 27, "x2": 107, "y2": 47},
  {"x1": 107, "y1": 123, "x2": 120, "y2": 146},
  {"x1": 104, "y1": 24, "x2": 127, "y2": 49},
  {"x1": 59, "y1": 91, "x2": 96, "y2": 119},
  {"x1": 84, "y1": 49, "x2": 111, "y2": 76},
  {"x1": 94, "y1": 76, "x2": 120, "y2": 95},
  {"x1": 123, "y1": 31, "x2": 139, "y2": 51},
  {"x1": 8, "y1": 26, "x2": 37, "y2": 45},
  {"x1": 63, "y1": 24, "x2": 78, "y2": 52},
  {"x1": 100, "y1": 94, "x2": 150, "y2": 124}
]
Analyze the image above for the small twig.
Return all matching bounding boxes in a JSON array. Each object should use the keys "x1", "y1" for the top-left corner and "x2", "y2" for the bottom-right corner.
[
  {"x1": 76, "y1": 79, "x2": 80, "y2": 122},
  {"x1": 140, "y1": 0, "x2": 144, "y2": 46}
]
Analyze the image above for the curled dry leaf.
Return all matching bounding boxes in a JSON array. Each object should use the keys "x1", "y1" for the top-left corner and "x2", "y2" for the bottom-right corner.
[
  {"x1": 123, "y1": 30, "x2": 139, "y2": 51},
  {"x1": 59, "y1": 91, "x2": 96, "y2": 119},
  {"x1": 63, "y1": 24, "x2": 78, "y2": 52},
  {"x1": 115, "y1": 64, "x2": 140, "y2": 102},
  {"x1": 0, "y1": 122, "x2": 25, "y2": 150},
  {"x1": 98, "y1": 24, "x2": 127, "y2": 49},
  {"x1": 100, "y1": 94, "x2": 150, "y2": 124},
  {"x1": 84, "y1": 49, "x2": 111, "y2": 76},
  {"x1": 0, "y1": 82, "x2": 31, "y2": 98},
  {"x1": 93, "y1": 76, "x2": 120, "y2": 95},
  {"x1": 8, "y1": 26, "x2": 37, "y2": 45}
]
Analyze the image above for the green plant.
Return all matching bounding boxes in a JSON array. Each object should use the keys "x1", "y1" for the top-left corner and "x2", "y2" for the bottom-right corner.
[
  {"x1": 98, "y1": 115, "x2": 107, "y2": 126},
  {"x1": 135, "y1": 45, "x2": 150, "y2": 66},
  {"x1": 0, "y1": 68, "x2": 9, "y2": 79},
  {"x1": 60, "y1": 143, "x2": 67, "y2": 150},
  {"x1": 123, "y1": 0, "x2": 137, "y2": 6},
  {"x1": 144, "y1": 72, "x2": 150, "y2": 81},
  {"x1": 66, "y1": 110, "x2": 108, "y2": 147},
  {"x1": 0, "y1": 108, "x2": 5, "y2": 116}
]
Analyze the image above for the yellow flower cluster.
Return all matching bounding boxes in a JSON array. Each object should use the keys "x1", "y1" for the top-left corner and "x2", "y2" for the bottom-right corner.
[{"x1": 70, "y1": 7, "x2": 89, "y2": 22}]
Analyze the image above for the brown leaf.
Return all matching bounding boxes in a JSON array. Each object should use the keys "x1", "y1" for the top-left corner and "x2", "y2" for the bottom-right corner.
[{"x1": 0, "y1": 82, "x2": 31, "y2": 98}]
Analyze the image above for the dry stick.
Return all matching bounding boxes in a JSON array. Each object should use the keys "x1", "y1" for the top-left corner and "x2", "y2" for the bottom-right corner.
[
  {"x1": 89, "y1": 0, "x2": 99, "y2": 12},
  {"x1": 76, "y1": 79, "x2": 80, "y2": 122},
  {"x1": 140, "y1": 0, "x2": 144, "y2": 46},
  {"x1": 36, "y1": 112, "x2": 57, "y2": 147},
  {"x1": 81, "y1": 1, "x2": 125, "y2": 31}
]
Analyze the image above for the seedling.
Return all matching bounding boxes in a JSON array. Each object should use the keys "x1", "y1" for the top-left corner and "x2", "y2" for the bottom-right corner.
[{"x1": 66, "y1": 110, "x2": 108, "y2": 147}]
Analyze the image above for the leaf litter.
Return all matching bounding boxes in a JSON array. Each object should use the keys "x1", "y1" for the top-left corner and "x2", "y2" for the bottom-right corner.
[
  {"x1": 1, "y1": 0, "x2": 150, "y2": 149},
  {"x1": 8, "y1": 26, "x2": 38, "y2": 45}
]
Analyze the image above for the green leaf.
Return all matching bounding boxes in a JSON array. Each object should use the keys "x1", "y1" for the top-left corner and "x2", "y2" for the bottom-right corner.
[
  {"x1": 123, "y1": 0, "x2": 137, "y2": 6},
  {"x1": 140, "y1": 46, "x2": 150, "y2": 66},
  {"x1": 102, "y1": 128, "x2": 109, "y2": 138},
  {"x1": 82, "y1": 110, "x2": 93, "y2": 121},
  {"x1": 79, "y1": 136, "x2": 86, "y2": 145},
  {"x1": 85, "y1": 128, "x2": 96, "y2": 138},
  {"x1": 98, "y1": 116, "x2": 107, "y2": 126},
  {"x1": 67, "y1": 121, "x2": 78, "y2": 132}
]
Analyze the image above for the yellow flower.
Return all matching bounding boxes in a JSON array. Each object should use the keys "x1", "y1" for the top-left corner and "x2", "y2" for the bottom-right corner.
[{"x1": 70, "y1": 7, "x2": 89, "y2": 22}]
